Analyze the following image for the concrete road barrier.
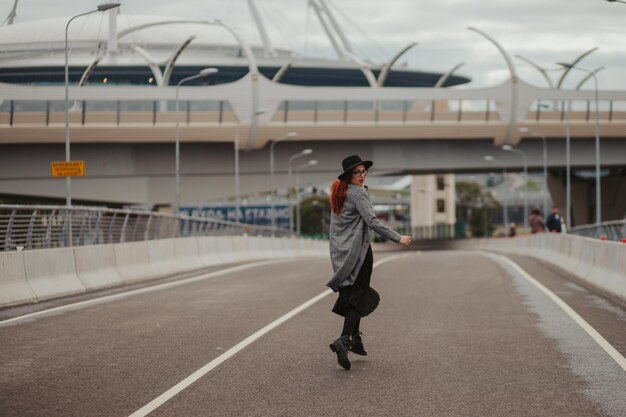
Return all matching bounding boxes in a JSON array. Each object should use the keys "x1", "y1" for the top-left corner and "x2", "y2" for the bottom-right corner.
[
  {"x1": 114, "y1": 241, "x2": 156, "y2": 283},
  {"x1": 74, "y1": 244, "x2": 124, "y2": 291},
  {"x1": 196, "y1": 236, "x2": 224, "y2": 267},
  {"x1": 453, "y1": 234, "x2": 625, "y2": 304},
  {"x1": 174, "y1": 237, "x2": 204, "y2": 272},
  {"x1": 23, "y1": 247, "x2": 86, "y2": 301},
  {"x1": 9, "y1": 236, "x2": 329, "y2": 307},
  {"x1": 0, "y1": 251, "x2": 36, "y2": 308}
]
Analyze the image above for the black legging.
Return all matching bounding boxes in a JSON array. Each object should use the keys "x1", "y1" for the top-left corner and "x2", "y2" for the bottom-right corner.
[{"x1": 341, "y1": 308, "x2": 361, "y2": 336}]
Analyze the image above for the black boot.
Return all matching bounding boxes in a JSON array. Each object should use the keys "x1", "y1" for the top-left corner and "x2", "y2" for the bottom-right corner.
[
  {"x1": 350, "y1": 332, "x2": 367, "y2": 356},
  {"x1": 329, "y1": 335, "x2": 351, "y2": 370}
]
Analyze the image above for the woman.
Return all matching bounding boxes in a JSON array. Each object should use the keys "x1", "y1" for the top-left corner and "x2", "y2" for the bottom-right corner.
[
  {"x1": 529, "y1": 207, "x2": 546, "y2": 234},
  {"x1": 327, "y1": 155, "x2": 412, "y2": 370}
]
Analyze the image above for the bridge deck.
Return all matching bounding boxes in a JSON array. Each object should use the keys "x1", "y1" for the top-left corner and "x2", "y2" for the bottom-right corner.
[{"x1": 1, "y1": 248, "x2": 624, "y2": 416}]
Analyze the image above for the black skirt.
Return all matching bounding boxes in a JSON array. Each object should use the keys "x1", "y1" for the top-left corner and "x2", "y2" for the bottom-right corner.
[{"x1": 332, "y1": 245, "x2": 379, "y2": 317}]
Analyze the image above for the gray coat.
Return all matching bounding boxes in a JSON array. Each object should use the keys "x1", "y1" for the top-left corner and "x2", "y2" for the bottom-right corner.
[{"x1": 326, "y1": 184, "x2": 401, "y2": 291}]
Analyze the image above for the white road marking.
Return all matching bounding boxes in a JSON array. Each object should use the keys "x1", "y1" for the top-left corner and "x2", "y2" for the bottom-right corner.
[
  {"x1": 127, "y1": 251, "x2": 409, "y2": 417},
  {"x1": 488, "y1": 252, "x2": 626, "y2": 372},
  {"x1": 0, "y1": 259, "x2": 293, "y2": 327}
]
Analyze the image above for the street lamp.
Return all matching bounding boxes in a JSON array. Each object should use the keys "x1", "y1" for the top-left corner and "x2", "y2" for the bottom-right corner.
[
  {"x1": 606, "y1": 0, "x2": 626, "y2": 3},
  {"x1": 269, "y1": 132, "x2": 298, "y2": 232},
  {"x1": 519, "y1": 127, "x2": 549, "y2": 218},
  {"x1": 558, "y1": 62, "x2": 602, "y2": 224},
  {"x1": 484, "y1": 155, "x2": 509, "y2": 230},
  {"x1": 174, "y1": 68, "x2": 218, "y2": 217},
  {"x1": 234, "y1": 108, "x2": 267, "y2": 225},
  {"x1": 288, "y1": 149, "x2": 313, "y2": 233},
  {"x1": 502, "y1": 145, "x2": 529, "y2": 230},
  {"x1": 64, "y1": 2, "x2": 121, "y2": 246},
  {"x1": 296, "y1": 159, "x2": 318, "y2": 237}
]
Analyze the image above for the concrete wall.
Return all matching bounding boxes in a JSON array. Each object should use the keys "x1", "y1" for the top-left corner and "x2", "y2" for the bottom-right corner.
[
  {"x1": 0, "y1": 236, "x2": 328, "y2": 308},
  {"x1": 451, "y1": 234, "x2": 626, "y2": 304}
]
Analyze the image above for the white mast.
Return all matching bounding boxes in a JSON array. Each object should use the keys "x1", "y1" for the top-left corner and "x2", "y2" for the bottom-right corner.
[
  {"x1": 318, "y1": 0, "x2": 355, "y2": 55},
  {"x1": 309, "y1": 0, "x2": 346, "y2": 60},
  {"x1": 3, "y1": 0, "x2": 18, "y2": 25},
  {"x1": 107, "y1": 7, "x2": 119, "y2": 56},
  {"x1": 246, "y1": 0, "x2": 275, "y2": 57}
]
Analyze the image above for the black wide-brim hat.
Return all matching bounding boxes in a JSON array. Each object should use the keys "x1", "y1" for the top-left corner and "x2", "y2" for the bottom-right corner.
[{"x1": 338, "y1": 155, "x2": 373, "y2": 179}]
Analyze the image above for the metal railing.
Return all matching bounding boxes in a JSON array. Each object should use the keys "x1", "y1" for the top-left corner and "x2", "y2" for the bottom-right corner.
[
  {"x1": 569, "y1": 220, "x2": 626, "y2": 242},
  {"x1": 0, "y1": 205, "x2": 290, "y2": 251}
]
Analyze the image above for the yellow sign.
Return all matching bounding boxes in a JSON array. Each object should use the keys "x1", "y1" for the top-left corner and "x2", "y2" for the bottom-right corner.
[{"x1": 51, "y1": 161, "x2": 85, "y2": 177}]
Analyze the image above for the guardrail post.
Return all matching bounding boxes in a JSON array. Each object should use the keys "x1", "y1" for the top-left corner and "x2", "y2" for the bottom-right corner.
[
  {"x1": 486, "y1": 100, "x2": 491, "y2": 122},
  {"x1": 219, "y1": 100, "x2": 224, "y2": 125},
  {"x1": 144, "y1": 214, "x2": 153, "y2": 241},
  {"x1": 457, "y1": 100, "x2": 463, "y2": 122},
  {"x1": 609, "y1": 100, "x2": 613, "y2": 122},
  {"x1": 186, "y1": 100, "x2": 191, "y2": 125},
  {"x1": 131, "y1": 214, "x2": 141, "y2": 242},
  {"x1": 9, "y1": 100, "x2": 14, "y2": 126},
  {"x1": 93, "y1": 211, "x2": 103, "y2": 245},
  {"x1": 154, "y1": 216, "x2": 162, "y2": 239},
  {"x1": 120, "y1": 213, "x2": 130, "y2": 243},
  {"x1": 45, "y1": 209, "x2": 56, "y2": 248},
  {"x1": 45, "y1": 101, "x2": 50, "y2": 126},
  {"x1": 78, "y1": 210, "x2": 87, "y2": 245},
  {"x1": 560, "y1": 100, "x2": 565, "y2": 121},
  {"x1": 116, "y1": 100, "x2": 121, "y2": 126},
  {"x1": 343, "y1": 100, "x2": 348, "y2": 123},
  {"x1": 585, "y1": 101, "x2": 590, "y2": 122},
  {"x1": 24, "y1": 210, "x2": 37, "y2": 249},
  {"x1": 107, "y1": 213, "x2": 117, "y2": 244},
  {"x1": 81, "y1": 101, "x2": 86, "y2": 125},
  {"x1": 403, "y1": 101, "x2": 408, "y2": 123},
  {"x1": 152, "y1": 101, "x2": 157, "y2": 125},
  {"x1": 4, "y1": 209, "x2": 16, "y2": 251}
]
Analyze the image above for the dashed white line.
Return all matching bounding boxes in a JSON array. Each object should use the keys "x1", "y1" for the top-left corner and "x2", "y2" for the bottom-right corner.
[{"x1": 127, "y1": 251, "x2": 410, "y2": 417}]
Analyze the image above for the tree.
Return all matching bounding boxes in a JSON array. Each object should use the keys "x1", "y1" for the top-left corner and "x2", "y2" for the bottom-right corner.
[
  {"x1": 298, "y1": 195, "x2": 330, "y2": 236},
  {"x1": 455, "y1": 181, "x2": 501, "y2": 237}
]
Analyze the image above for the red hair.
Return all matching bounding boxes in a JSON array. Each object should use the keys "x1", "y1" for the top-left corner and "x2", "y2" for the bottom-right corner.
[{"x1": 329, "y1": 177, "x2": 350, "y2": 215}]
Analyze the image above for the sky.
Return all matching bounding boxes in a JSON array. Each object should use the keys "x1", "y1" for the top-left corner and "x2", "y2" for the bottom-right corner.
[{"x1": 1, "y1": 0, "x2": 625, "y2": 90}]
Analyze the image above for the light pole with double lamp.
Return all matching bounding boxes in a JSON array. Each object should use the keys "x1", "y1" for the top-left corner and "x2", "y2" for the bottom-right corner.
[
  {"x1": 502, "y1": 145, "x2": 529, "y2": 230},
  {"x1": 557, "y1": 62, "x2": 602, "y2": 224},
  {"x1": 519, "y1": 127, "x2": 549, "y2": 217},
  {"x1": 484, "y1": 155, "x2": 509, "y2": 230},
  {"x1": 269, "y1": 132, "x2": 298, "y2": 232},
  {"x1": 174, "y1": 68, "x2": 218, "y2": 218},
  {"x1": 288, "y1": 149, "x2": 313, "y2": 233},
  {"x1": 64, "y1": 3, "x2": 121, "y2": 246},
  {"x1": 296, "y1": 160, "x2": 318, "y2": 237}
]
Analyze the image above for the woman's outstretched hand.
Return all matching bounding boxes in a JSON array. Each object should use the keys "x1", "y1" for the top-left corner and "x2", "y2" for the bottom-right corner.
[{"x1": 399, "y1": 235, "x2": 412, "y2": 246}]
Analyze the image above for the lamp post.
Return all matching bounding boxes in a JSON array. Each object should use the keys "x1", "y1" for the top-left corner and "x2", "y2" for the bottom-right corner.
[
  {"x1": 484, "y1": 155, "x2": 509, "y2": 229},
  {"x1": 174, "y1": 68, "x2": 218, "y2": 217},
  {"x1": 558, "y1": 62, "x2": 602, "y2": 224},
  {"x1": 234, "y1": 108, "x2": 267, "y2": 225},
  {"x1": 269, "y1": 132, "x2": 298, "y2": 233},
  {"x1": 295, "y1": 159, "x2": 318, "y2": 237},
  {"x1": 502, "y1": 145, "x2": 528, "y2": 230},
  {"x1": 64, "y1": 3, "x2": 121, "y2": 246},
  {"x1": 287, "y1": 149, "x2": 313, "y2": 233},
  {"x1": 519, "y1": 127, "x2": 548, "y2": 217}
]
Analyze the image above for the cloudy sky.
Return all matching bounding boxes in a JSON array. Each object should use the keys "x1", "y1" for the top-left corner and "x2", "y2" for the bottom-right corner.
[{"x1": 2, "y1": 0, "x2": 625, "y2": 90}]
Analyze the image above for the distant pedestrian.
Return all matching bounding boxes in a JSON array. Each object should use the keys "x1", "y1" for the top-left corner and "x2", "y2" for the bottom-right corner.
[
  {"x1": 529, "y1": 207, "x2": 546, "y2": 233},
  {"x1": 327, "y1": 155, "x2": 412, "y2": 370},
  {"x1": 545, "y1": 206, "x2": 562, "y2": 233},
  {"x1": 508, "y1": 222, "x2": 517, "y2": 237}
]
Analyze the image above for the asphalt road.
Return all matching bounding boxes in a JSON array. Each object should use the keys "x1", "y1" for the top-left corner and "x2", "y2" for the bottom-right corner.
[{"x1": 1, "y1": 248, "x2": 625, "y2": 417}]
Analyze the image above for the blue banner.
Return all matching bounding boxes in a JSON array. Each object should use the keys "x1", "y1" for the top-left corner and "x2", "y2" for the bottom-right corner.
[{"x1": 181, "y1": 205, "x2": 290, "y2": 227}]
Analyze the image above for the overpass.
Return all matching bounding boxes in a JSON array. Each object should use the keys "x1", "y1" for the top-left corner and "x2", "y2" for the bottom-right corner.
[{"x1": 1, "y1": 75, "x2": 625, "y2": 220}]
